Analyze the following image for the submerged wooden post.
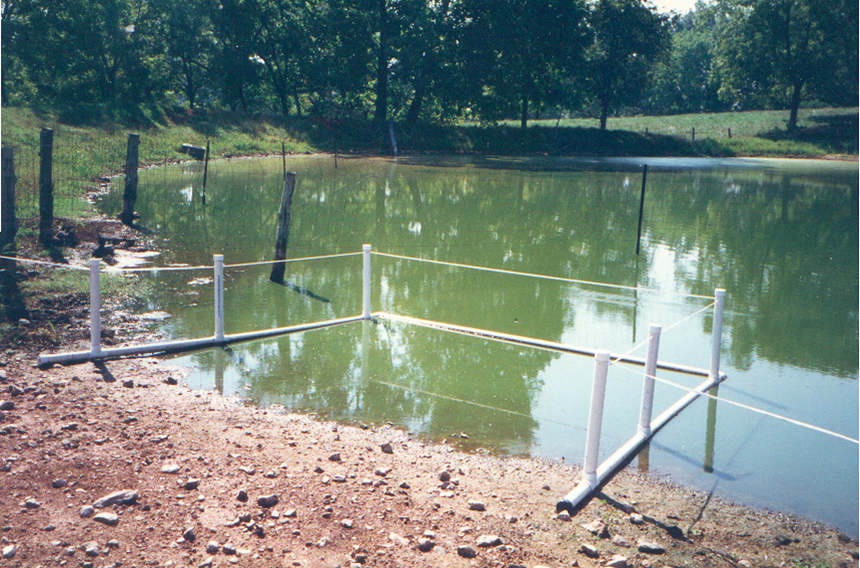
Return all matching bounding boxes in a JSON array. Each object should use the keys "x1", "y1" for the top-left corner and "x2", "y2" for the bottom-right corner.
[
  {"x1": 39, "y1": 128, "x2": 54, "y2": 244},
  {"x1": 269, "y1": 172, "x2": 297, "y2": 284},
  {"x1": 1, "y1": 147, "x2": 17, "y2": 251},
  {"x1": 120, "y1": 133, "x2": 140, "y2": 225},
  {"x1": 635, "y1": 164, "x2": 648, "y2": 255}
]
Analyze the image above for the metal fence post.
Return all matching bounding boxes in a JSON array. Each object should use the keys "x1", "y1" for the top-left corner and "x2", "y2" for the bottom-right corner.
[
  {"x1": 638, "y1": 324, "x2": 662, "y2": 437},
  {"x1": 89, "y1": 259, "x2": 102, "y2": 357},
  {"x1": 583, "y1": 350, "x2": 610, "y2": 487},
  {"x1": 362, "y1": 244, "x2": 372, "y2": 318},
  {"x1": 214, "y1": 254, "x2": 224, "y2": 341},
  {"x1": 39, "y1": 128, "x2": 54, "y2": 244},
  {"x1": 710, "y1": 289, "x2": 726, "y2": 380}
]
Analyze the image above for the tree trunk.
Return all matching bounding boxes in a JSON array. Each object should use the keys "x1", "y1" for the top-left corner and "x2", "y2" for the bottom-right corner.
[
  {"x1": 374, "y1": 0, "x2": 389, "y2": 123},
  {"x1": 520, "y1": 96, "x2": 529, "y2": 129},
  {"x1": 599, "y1": 99, "x2": 610, "y2": 130},
  {"x1": 787, "y1": 80, "x2": 803, "y2": 131},
  {"x1": 293, "y1": 91, "x2": 303, "y2": 117},
  {"x1": 405, "y1": 82, "x2": 425, "y2": 125}
]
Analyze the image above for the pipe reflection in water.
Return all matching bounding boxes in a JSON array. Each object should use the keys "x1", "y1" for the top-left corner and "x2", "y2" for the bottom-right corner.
[
  {"x1": 215, "y1": 346, "x2": 225, "y2": 393},
  {"x1": 704, "y1": 385, "x2": 719, "y2": 473},
  {"x1": 638, "y1": 443, "x2": 650, "y2": 472}
]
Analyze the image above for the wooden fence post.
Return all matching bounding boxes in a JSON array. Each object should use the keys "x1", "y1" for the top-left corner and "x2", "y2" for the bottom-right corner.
[
  {"x1": 269, "y1": 172, "x2": 297, "y2": 284},
  {"x1": 39, "y1": 128, "x2": 54, "y2": 244},
  {"x1": 120, "y1": 133, "x2": 140, "y2": 225},
  {"x1": 1, "y1": 146, "x2": 17, "y2": 251}
]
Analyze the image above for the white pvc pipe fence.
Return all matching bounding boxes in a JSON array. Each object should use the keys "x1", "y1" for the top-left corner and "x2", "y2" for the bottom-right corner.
[{"x1": 36, "y1": 245, "x2": 728, "y2": 513}]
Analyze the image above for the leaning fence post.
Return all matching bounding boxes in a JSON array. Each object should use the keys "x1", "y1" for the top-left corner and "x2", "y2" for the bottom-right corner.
[
  {"x1": 710, "y1": 288, "x2": 726, "y2": 380},
  {"x1": 270, "y1": 172, "x2": 297, "y2": 284},
  {"x1": 362, "y1": 244, "x2": 372, "y2": 318},
  {"x1": 39, "y1": 128, "x2": 54, "y2": 245},
  {"x1": 638, "y1": 324, "x2": 662, "y2": 437},
  {"x1": 89, "y1": 259, "x2": 102, "y2": 357},
  {"x1": 120, "y1": 133, "x2": 140, "y2": 225},
  {"x1": 583, "y1": 350, "x2": 610, "y2": 487},
  {"x1": 1, "y1": 146, "x2": 17, "y2": 251},
  {"x1": 214, "y1": 254, "x2": 224, "y2": 342}
]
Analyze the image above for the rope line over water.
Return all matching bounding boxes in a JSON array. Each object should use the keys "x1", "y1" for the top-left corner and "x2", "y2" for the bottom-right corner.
[
  {"x1": 611, "y1": 361, "x2": 860, "y2": 445},
  {"x1": 372, "y1": 251, "x2": 715, "y2": 300}
]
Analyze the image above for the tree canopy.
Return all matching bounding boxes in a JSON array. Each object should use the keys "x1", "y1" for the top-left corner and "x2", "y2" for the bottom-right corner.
[{"x1": 1, "y1": 0, "x2": 856, "y2": 127}]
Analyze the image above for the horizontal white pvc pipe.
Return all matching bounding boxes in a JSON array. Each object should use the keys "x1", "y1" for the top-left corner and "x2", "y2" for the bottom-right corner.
[
  {"x1": 557, "y1": 371, "x2": 725, "y2": 514},
  {"x1": 378, "y1": 312, "x2": 714, "y2": 378},
  {"x1": 37, "y1": 315, "x2": 367, "y2": 367}
]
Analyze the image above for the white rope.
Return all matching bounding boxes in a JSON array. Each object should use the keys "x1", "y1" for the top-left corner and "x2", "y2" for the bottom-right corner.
[
  {"x1": 372, "y1": 251, "x2": 714, "y2": 300},
  {"x1": 225, "y1": 252, "x2": 362, "y2": 269},
  {"x1": 607, "y1": 301, "x2": 716, "y2": 366},
  {"x1": 613, "y1": 362, "x2": 859, "y2": 445}
]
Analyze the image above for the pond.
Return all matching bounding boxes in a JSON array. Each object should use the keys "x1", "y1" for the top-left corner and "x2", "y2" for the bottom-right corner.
[{"x1": 98, "y1": 155, "x2": 858, "y2": 536}]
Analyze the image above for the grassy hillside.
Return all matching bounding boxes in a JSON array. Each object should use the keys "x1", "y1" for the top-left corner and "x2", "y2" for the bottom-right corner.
[{"x1": 1, "y1": 105, "x2": 856, "y2": 220}]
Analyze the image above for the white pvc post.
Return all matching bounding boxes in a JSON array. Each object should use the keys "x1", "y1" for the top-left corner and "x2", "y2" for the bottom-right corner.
[
  {"x1": 582, "y1": 350, "x2": 611, "y2": 487},
  {"x1": 214, "y1": 254, "x2": 224, "y2": 342},
  {"x1": 89, "y1": 259, "x2": 102, "y2": 357},
  {"x1": 362, "y1": 244, "x2": 372, "y2": 318},
  {"x1": 710, "y1": 288, "x2": 726, "y2": 380},
  {"x1": 638, "y1": 324, "x2": 662, "y2": 437}
]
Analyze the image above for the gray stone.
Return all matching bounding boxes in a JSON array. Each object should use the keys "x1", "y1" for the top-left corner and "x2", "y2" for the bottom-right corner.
[
  {"x1": 439, "y1": 471, "x2": 451, "y2": 482},
  {"x1": 556, "y1": 511, "x2": 571, "y2": 522},
  {"x1": 122, "y1": 379, "x2": 134, "y2": 388},
  {"x1": 0, "y1": 410, "x2": 4, "y2": 421},
  {"x1": 0, "y1": 400, "x2": 13, "y2": 411},
  {"x1": 579, "y1": 543, "x2": 600, "y2": 558},
  {"x1": 374, "y1": 467, "x2": 392, "y2": 477},
  {"x1": 467, "y1": 500, "x2": 486, "y2": 512},
  {"x1": 629, "y1": 513, "x2": 645, "y2": 525},
  {"x1": 606, "y1": 554, "x2": 629, "y2": 568},
  {"x1": 1, "y1": 544, "x2": 16, "y2": 559},
  {"x1": 457, "y1": 545, "x2": 477, "y2": 558},
  {"x1": 341, "y1": 518, "x2": 354, "y2": 529},
  {"x1": 417, "y1": 538, "x2": 435, "y2": 552},
  {"x1": 93, "y1": 512, "x2": 119, "y2": 526},
  {"x1": 24, "y1": 497, "x2": 40, "y2": 508},
  {"x1": 389, "y1": 533, "x2": 409, "y2": 546},
  {"x1": 258, "y1": 494, "x2": 279, "y2": 508},
  {"x1": 476, "y1": 534, "x2": 502, "y2": 547},
  {"x1": 80, "y1": 505, "x2": 95, "y2": 518},
  {"x1": 52, "y1": 478, "x2": 68, "y2": 488},
  {"x1": 106, "y1": 540, "x2": 120, "y2": 549},
  {"x1": 206, "y1": 540, "x2": 220, "y2": 554},
  {"x1": 328, "y1": 453, "x2": 341, "y2": 462},
  {"x1": 181, "y1": 478, "x2": 201, "y2": 490},
  {"x1": 612, "y1": 534, "x2": 631, "y2": 547},
  {"x1": 199, "y1": 558, "x2": 214, "y2": 568},
  {"x1": 93, "y1": 489, "x2": 138, "y2": 508},
  {"x1": 183, "y1": 527, "x2": 196, "y2": 542},
  {"x1": 84, "y1": 541, "x2": 100, "y2": 557},
  {"x1": 637, "y1": 539, "x2": 665, "y2": 555},
  {"x1": 222, "y1": 543, "x2": 237, "y2": 555},
  {"x1": 161, "y1": 464, "x2": 181, "y2": 474},
  {"x1": 284, "y1": 508, "x2": 297, "y2": 518},
  {"x1": 581, "y1": 518, "x2": 610, "y2": 538},
  {"x1": 380, "y1": 442, "x2": 393, "y2": 454}
]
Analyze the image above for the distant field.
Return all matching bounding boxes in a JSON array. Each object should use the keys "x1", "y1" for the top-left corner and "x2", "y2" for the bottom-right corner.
[{"x1": 501, "y1": 107, "x2": 859, "y2": 140}]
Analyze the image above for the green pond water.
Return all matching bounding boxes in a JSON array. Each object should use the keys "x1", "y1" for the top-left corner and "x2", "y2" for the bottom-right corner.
[{"x1": 97, "y1": 155, "x2": 858, "y2": 535}]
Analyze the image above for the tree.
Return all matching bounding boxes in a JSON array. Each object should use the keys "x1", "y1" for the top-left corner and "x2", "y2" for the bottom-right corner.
[
  {"x1": 712, "y1": 0, "x2": 858, "y2": 130},
  {"x1": 585, "y1": 0, "x2": 671, "y2": 129},
  {"x1": 157, "y1": 0, "x2": 216, "y2": 109},
  {"x1": 644, "y1": 3, "x2": 726, "y2": 115},
  {"x1": 460, "y1": 0, "x2": 590, "y2": 127}
]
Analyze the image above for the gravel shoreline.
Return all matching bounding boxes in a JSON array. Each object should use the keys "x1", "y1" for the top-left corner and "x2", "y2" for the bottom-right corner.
[{"x1": 0, "y1": 351, "x2": 856, "y2": 568}]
